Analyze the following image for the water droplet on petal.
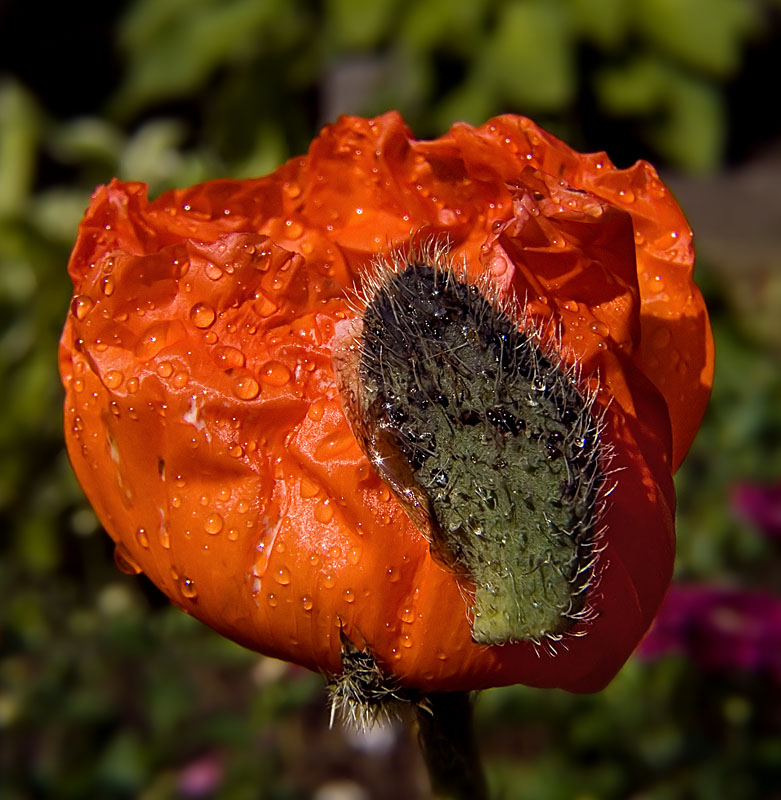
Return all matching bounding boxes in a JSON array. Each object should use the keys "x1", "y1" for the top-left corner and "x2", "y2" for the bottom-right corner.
[
  {"x1": 215, "y1": 346, "x2": 245, "y2": 369},
  {"x1": 284, "y1": 219, "x2": 303, "y2": 239},
  {"x1": 233, "y1": 374, "x2": 260, "y2": 400},
  {"x1": 344, "y1": 589, "x2": 355, "y2": 604},
  {"x1": 104, "y1": 370, "x2": 123, "y2": 390},
  {"x1": 275, "y1": 567, "x2": 291, "y2": 585},
  {"x1": 189, "y1": 302, "x2": 216, "y2": 329},
  {"x1": 101, "y1": 276, "x2": 115, "y2": 296},
  {"x1": 114, "y1": 543, "x2": 141, "y2": 575},
  {"x1": 651, "y1": 327, "x2": 672, "y2": 350},
  {"x1": 136, "y1": 528, "x2": 150, "y2": 548},
  {"x1": 204, "y1": 513, "x2": 223, "y2": 534},
  {"x1": 259, "y1": 360, "x2": 291, "y2": 386},
  {"x1": 302, "y1": 596, "x2": 313, "y2": 611},
  {"x1": 180, "y1": 576, "x2": 198, "y2": 599},
  {"x1": 205, "y1": 263, "x2": 224, "y2": 280},
  {"x1": 71, "y1": 295, "x2": 94, "y2": 320},
  {"x1": 314, "y1": 500, "x2": 334, "y2": 524},
  {"x1": 400, "y1": 607, "x2": 415, "y2": 623}
]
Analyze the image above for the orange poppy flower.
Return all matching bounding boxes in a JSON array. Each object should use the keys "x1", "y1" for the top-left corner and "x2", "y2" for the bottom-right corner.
[{"x1": 60, "y1": 112, "x2": 712, "y2": 695}]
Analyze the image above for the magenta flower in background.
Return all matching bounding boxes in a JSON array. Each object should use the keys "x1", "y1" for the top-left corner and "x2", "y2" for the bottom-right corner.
[
  {"x1": 177, "y1": 753, "x2": 223, "y2": 799},
  {"x1": 730, "y1": 482, "x2": 781, "y2": 540},
  {"x1": 638, "y1": 584, "x2": 781, "y2": 678}
]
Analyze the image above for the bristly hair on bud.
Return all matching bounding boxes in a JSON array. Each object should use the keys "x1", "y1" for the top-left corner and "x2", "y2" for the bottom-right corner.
[
  {"x1": 327, "y1": 627, "x2": 420, "y2": 731},
  {"x1": 333, "y1": 238, "x2": 611, "y2": 649}
]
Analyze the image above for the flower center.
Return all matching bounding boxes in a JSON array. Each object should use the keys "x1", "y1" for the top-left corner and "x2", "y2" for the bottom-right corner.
[{"x1": 338, "y1": 261, "x2": 604, "y2": 644}]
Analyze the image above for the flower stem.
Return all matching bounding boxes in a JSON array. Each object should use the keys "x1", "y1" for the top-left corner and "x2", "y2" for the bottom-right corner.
[{"x1": 415, "y1": 691, "x2": 488, "y2": 800}]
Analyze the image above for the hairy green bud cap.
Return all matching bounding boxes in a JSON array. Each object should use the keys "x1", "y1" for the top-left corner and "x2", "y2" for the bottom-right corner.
[{"x1": 335, "y1": 255, "x2": 605, "y2": 645}]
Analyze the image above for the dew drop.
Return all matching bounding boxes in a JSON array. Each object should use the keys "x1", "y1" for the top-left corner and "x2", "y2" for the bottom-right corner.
[
  {"x1": 267, "y1": 593, "x2": 278, "y2": 607},
  {"x1": 275, "y1": 567, "x2": 291, "y2": 585},
  {"x1": 401, "y1": 635, "x2": 413, "y2": 648},
  {"x1": 205, "y1": 263, "x2": 224, "y2": 280},
  {"x1": 344, "y1": 589, "x2": 355, "y2": 604},
  {"x1": 114, "y1": 543, "x2": 141, "y2": 575},
  {"x1": 189, "y1": 302, "x2": 216, "y2": 329},
  {"x1": 400, "y1": 607, "x2": 415, "y2": 623},
  {"x1": 157, "y1": 362, "x2": 174, "y2": 378},
  {"x1": 180, "y1": 577, "x2": 198, "y2": 599},
  {"x1": 215, "y1": 346, "x2": 246, "y2": 369},
  {"x1": 589, "y1": 321, "x2": 610, "y2": 337},
  {"x1": 71, "y1": 295, "x2": 94, "y2": 320},
  {"x1": 347, "y1": 546, "x2": 361, "y2": 566},
  {"x1": 259, "y1": 360, "x2": 291, "y2": 386},
  {"x1": 314, "y1": 499, "x2": 334, "y2": 524},
  {"x1": 284, "y1": 219, "x2": 304, "y2": 239},
  {"x1": 233, "y1": 374, "x2": 260, "y2": 400},
  {"x1": 101, "y1": 276, "x2": 115, "y2": 296},
  {"x1": 651, "y1": 327, "x2": 672, "y2": 350},
  {"x1": 135, "y1": 528, "x2": 150, "y2": 548},
  {"x1": 204, "y1": 513, "x2": 223, "y2": 535},
  {"x1": 302, "y1": 596, "x2": 313, "y2": 611},
  {"x1": 322, "y1": 572, "x2": 335, "y2": 589},
  {"x1": 104, "y1": 370, "x2": 123, "y2": 390}
]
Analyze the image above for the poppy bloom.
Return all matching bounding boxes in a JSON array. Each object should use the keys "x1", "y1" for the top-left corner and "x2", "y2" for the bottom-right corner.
[{"x1": 59, "y1": 112, "x2": 712, "y2": 697}]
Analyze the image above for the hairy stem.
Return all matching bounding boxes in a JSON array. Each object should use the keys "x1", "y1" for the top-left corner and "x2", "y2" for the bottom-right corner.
[{"x1": 415, "y1": 691, "x2": 488, "y2": 800}]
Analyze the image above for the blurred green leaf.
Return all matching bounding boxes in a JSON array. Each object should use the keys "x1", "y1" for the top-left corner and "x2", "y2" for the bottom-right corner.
[
  {"x1": 326, "y1": 0, "x2": 402, "y2": 50},
  {"x1": 0, "y1": 80, "x2": 41, "y2": 217},
  {"x1": 635, "y1": 0, "x2": 760, "y2": 77},
  {"x1": 114, "y1": 0, "x2": 286, "y2": 114},
  {"x1": 568, "y1": 0, "x2": 630, "y2": 49},
  {"x1": 482, "y1": 0, "x2": 575, "y2": 111}
]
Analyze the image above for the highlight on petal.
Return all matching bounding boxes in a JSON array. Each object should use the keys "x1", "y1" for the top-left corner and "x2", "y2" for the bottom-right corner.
[{"x1": 60, "y1": 111, "x2": 711, "y2": 694}]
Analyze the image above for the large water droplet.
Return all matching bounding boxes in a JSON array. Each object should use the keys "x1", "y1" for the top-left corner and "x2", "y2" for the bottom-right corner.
[
  {"x1": 259, "y1": 360, "x2": 291, "y2": 387},
  {"x1": 180, "y1": 576, "x2": 198, "y2": 599},
  {"x1": 114, "y1": 543, "x2": 142, "y2": 575},
  {"x1": 400, "y1": 607, "x2": 415, "y2": 623},
  {"x1": 314, "y1": 499, "x2": 334, "y2": 524},
  {"x1": 215, "y1": 346, "x2": 246, "y2": 369},
  {"x1": 275, "y1": 567, "x2": 291, "y2": 585},
  {"x1": 189, "y1": 302, "x2": 216, "y2": 329},
  {"x1": 101, "y1": 276, "x2": 115, "y2": 296},
  {"x1": 104, "y1": 370, "x2": 123, "y2": 390},
  {"x1": 71, "y1": 295, "x2": 94, "y2": 320},
  {"x1": 233, "y1": 374, "x2": 260, "y2": 400},
  {"x1": 205, "y1": 263, "x2": 224, "y2": 280},
  {"x1": 301, "y1": 596, "x2": 313, "y2": 611},
  {"x1": 204, "y1": 513, "x2": 223, "y2": 535}
]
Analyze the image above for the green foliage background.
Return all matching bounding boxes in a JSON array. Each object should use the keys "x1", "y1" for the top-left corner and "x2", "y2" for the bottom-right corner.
[{"x1": 1, "y1": 0, "x2": 781, "y2": 797}]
